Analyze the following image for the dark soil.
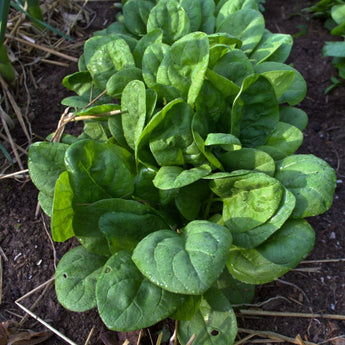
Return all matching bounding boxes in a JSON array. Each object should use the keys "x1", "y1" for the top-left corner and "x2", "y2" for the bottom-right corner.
[{"x1": 1, "y1": 1, "x2": 345, "y2": 344}]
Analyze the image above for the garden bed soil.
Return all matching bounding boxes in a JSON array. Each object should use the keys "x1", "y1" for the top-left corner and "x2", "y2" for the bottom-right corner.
[{"x1": 1, "y1": 0, "x2": 345, "y2": 344}]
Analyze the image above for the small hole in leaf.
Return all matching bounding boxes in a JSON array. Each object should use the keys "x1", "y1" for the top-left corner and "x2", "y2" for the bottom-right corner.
[
  {"x1": 105, "y1": 266, "x2": 112, "y2": 273},
  {"x1": 63, "y1": 273, "x2": 68, "y2": 278},
  {"x1": 211, "y1": 330, "x2": 219, "y2": 336}
]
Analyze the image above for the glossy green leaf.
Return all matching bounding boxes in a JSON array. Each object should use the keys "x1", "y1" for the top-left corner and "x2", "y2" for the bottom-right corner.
[
  {"x1": 51, "y1": 171, "x2": 74, "y2": 242},
  {"x1": 121, "y1": 80, "x2": 146, "y2": 150},
  {"x1": 98, "y1": 203, "x2": 168, "y2": 253},
  {"x1": 227, "y1": 219, "x2": 315, "y2": 284},
  {"x1": 231, "y1": 74, "x2": 279, "y2": 147},
  {"x1": 156, "y1": 31, "x2": 209, "y2": 105},
  {"x1": 210, "y1": 171, "x2": 284, "y2": 233},
  {"x1": 275, "y1": 154, "x2": 337, "y2": 218},
  {"x1": 106, "y1": 67, "x2": 143, "y2": 97},
  {"x1": 208, "y1": 32, "x2": 242, "y2": 48},
  {"x1": 254, "y1": 62, "x2": 307, "y2": 105},
  {"x1": 178, "y1": 288, "x2": 237, "y2": 345},
  {"x1": 28, "y1": 142, "x2": 69, "y2": 197},
  {"x1": 132, "y1": 220, "x2": 232, "y2": 294},
  {"x1": 220, "y1": 148, "x2": 275, "y2": 176},
  {"x1": 250, "y1": 30, "x2": 293, "y2": 64},
  {"x1": 217, "y1": 9, "x2": 265, "y2": 53},
  {"x1": 96, "y1": 251, "x2": 184, "y2": 331},
  {"x1": 133, "y1": 166, "x2": 160, "y2": 203},
  {"x1": 279, "y1": 106, "x2": 308, "y2": 131},
  {"x1": 206, "y1": 69, "x2": 240, "y2": 100},
  {"x1": 122, "y1": 0, "x2": 154, "y2": 36},
  {"x1": 55, "y1": 246, "x2": 106, "y2": 312},
  {"x1": 153, "y1": 165, "x2": 212, "y2": 190},
  {"x1": 232, "y1": 188, "x2": 296, "y2": 248},
  {"x1": 147, "y1": 0, "x2": 191, "y2": 44},
  {"x1": 65, "y1": 140, "x2": 134, "y2": 204},
  {"x1": 171, "y1": 295, "x2": 201, "y2": 321},
  {"x1": 257, "y1": 122, "x2": 303, "y2": 160},
  {"x1": 259, "y1": 70, "x2": 295, "y2": 99},
  {"x1": 204, "y1": 133, "x2": 242, "y2": 152},
  {"x1": 180, "y1": 0, "x2": 202, "y2": 31},
  {"x1": 38, "y1": 191, "x2": 53, "y2": 217},
  {"x1": 198, "y1": 0, "x2": 216, "y2": 33}
]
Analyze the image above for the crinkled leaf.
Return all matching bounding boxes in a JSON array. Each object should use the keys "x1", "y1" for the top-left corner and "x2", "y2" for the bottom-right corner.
[
  {"x1": 147, "y1": 0, "x2": 191, "y2": 44},
  {"x1": 231, "y1": 74, "x2": 279, "y2": 147},
  {"x1": 96, "y1": 251, "x2": 184, "y2": 331},
  {"x1": 219, "y1": 148, "x2": 275, "y2": 176},
  {"x1": 55, "y1": 246, "x2": 106, "y2": 312},
  {"x1": 121, "y1": 80, "x2": 146, "y2": 150},
  {"x1": 178, "y1": 288, "x2": 237, "y2": 345},
  {"x1": 257, "y1": 122, "x2": 303, "y2": 160},
  {"x1": 132, "y1": 220, "x2": 232, "y2": 294},
  {"x1": 153, "y1": 165, "x2": 211, "y2": 190},
  {"x1": 232, "y1": 188, "x2": 296, "y2": 248},
  {"x1": 254, "y1": 62, "x2": 307, "y2": 106},
  {"x1": 227, "y1": 219, "x2": 315, "y2": 284},
  {"x1": 28, "y1": 142, "x2": 69, "y2": 197},
  {"x1": 180, "y1": 0, "x2": 202, "y2": 31},
  {"x1": 156, "y1": 31, "x2": 209, "y2": 105},
  {"x1": 216, "y1": 9, "x2": 265, "y2": 53},
  {"x1": 65, "y1": 139, "x2": 134, "y2": 204},
  {"x1": 250, "y1": 30, "x2": 293, "y2": 64},
  {"x1": 279, "y1": 106, "x2": 308, "y2": 131},
  {"x1": 198, "y1": 0, "x2": 216, "y2": 33},
  {"x1": 210, "y1": 171, "x2": 284, "y2": 233},
  {"x1": 208, "y1": 32, "x2": 242, "y2": 48},
  {"x1": 275, "y1": 154, "x2": 337, "y2": 218},
  {"x1": 51, "y1": 171, "x2": 74, "y2": 242}
]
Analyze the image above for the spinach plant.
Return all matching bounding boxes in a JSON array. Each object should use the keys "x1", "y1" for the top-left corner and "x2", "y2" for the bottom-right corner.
[{"x1": 28, "y1": 0, "x2": 336, "y2": 343}]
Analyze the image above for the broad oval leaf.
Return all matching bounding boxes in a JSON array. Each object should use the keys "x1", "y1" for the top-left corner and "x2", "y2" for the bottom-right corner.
[
  {"x1": 55, "y1": 246, "x2": 107, "y2": 312},
  {"x1": 227, "y1": 219, "x2": 315, "y2": 284},
  {"x1": 210, "y1": 171, "x2": 284, "y2": 233},
  {"x1": 153, "y1": 165, "x2": 212, "y2": 190},
  {"x1": 279, "y1": 106, "x2": 308, "y2": 131},
  {"x1": 28, "y1": 141, "x2": 69, "y2": 197},
  {"x1": 178, "y1": 288, "x2": 238, "y2": 345},
  {"x1": 132, "y1": 220, "x2": 232, "y2": 294},
  {"x1": 96, "y1": 251, "x2": 184, "y2": 331},
  {"x1": 275, "y1": 154, "x2": 337, "y2": 218},
  {"x1": 65, "y1": 139, "x2": 134, "y2": 204},
  {"x1": 216, "y1": 9, "x2": 265, "y2": 53}
]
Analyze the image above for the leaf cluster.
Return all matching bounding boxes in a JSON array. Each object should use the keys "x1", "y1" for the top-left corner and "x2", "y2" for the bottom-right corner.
[{"x1": 28, "y1": 0, "x2": 337, "y2": 343}]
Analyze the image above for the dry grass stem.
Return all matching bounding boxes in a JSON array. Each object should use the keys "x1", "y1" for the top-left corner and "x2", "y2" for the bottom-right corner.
[
  {"x1": 136, "y1": 329, "x2": 143, "y2": 345},
  {"x1": 16, "y1": 277, "x2": 54, "y2": 303},
  {"x1": 0, "y1": 256, "x2": 3, "y2": 305},
  {"x1": 122, "y1": 340, "x2": 130, "y2": 345},
  {"x1": 0, "y1": 169, "x2": 29, "y2": 180},
  {"x1": 39, "y1": 58, "x2": 70, "y2": 67},
  {"x1": 0, "y1": 247, "x2": 8, "y2": 262},
  {"x1": 232, "y1": 295, "x2": 291, "y2": 308},
  {"x1": 186, "y1": 334, "x2": 196, "y2": 345},
  {"x1": 301, "y1": 258, "x2": 345, "y2": 264},
  {"x1": 239, "y1": 309, "x2": 345, "y2": 321},
  {"x1": 238, "y1": 328, "x2": 317, "y2": 345},
  {"x1": 41, "y1": 214, "x2": 57, "y2": 270},
  {"x1": 84, "y1": 326, "x2": 95, "y2": 345},
  {"x1": 156, "y1": 332, "x2": 163, "y2": 345},
  {"x1": 6, "y1": 35, "x2": 79, "y2": 62},
  {"x1": 0, "y1": 75, "x2": 32, "y2": 144}
]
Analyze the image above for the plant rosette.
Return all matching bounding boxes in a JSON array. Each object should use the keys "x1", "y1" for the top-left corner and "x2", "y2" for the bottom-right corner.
[{"x1": 28, "y1": 0, "x2": 337, "y2": 343}]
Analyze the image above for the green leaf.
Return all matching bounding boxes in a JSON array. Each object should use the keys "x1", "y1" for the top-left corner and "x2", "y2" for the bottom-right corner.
[
  {"x1": 156, "y1": 31, "x2": 209, "y2": 105},
  {"x1": 279, "y1": 106, "x2": 308, "y2": 131},
  {"x1": 227, "y1": 219, "x2": 315, "y2": 284},
  {"x1": 259, "y1": 70, "x2": 296, "y2": 99},
  {"x1": 231, "y1": 74, "x2": 279, "y2": 147},
  {"x1": 198, "y1": 0, "x2": 216, "y2": 33},
  {"x1": 178, "y1": 288, "x2": 237, "y2": 345},
  {"x1": 171, "y1": 295, "x2": 201, "y2": 321},
  {"x1": 275, "y1": 154, "x2": 337, "y2": 218},
  {"x1": 214, "y1": 268, "x2": 255, "y2": 305},
  {"x1": 257, "y1": 122, "x2": 303, "y2": 160},
  {"x1": 250, "y1": 30, "x2": 293, "y2": 64},
  {"x1": 210, "y1": 171, "x2": 284, "y2": 233},
  {"x1": 51, "y1": 171, "x2": 75, "y2": 242},
  {"x1": 204, "y1": 133, "x2": 242, "y2": 152},
  {"x1": 106, "y1": 67, "x2": 143, "y2": 97},
  {"x1": 122, "y1": 0, "x2": 154, "y2": 36},
  {"x1": 208, "y1": 32, "x2": 242, "y2": 48},
  {"x1": 323, "y1": 41, "x2": 345, "y2": 58},
  {"x1": 132, "y1": 220, "x2": 232, "y2": 295},
  {"x1": 232, "y1": 188, "x2": 296, "y2": 248},
  {"x1": 62, "y1": 71, "x2": 93, "y2": 96},
  {"x1": 180, "y1": 0, "x2": 202, "y2": 31},
  {"x1": 98, "y1": 203, "x2": 169, "y2": 253},
  {"x1": 147, "y1": 0, "x2": 191, "y2": 44},
  {"x1": 55, "y1": 246, "x2": 107, "y2": 312},
  {"x1": 220, "y1": 148, "x2": 275, "y2": 176},
  {"x1": 65, "y1": 140, "x2": 134, "y2": 203},
  {"x1": 38, "y1": 191, "x2": 53, "y2": 217},
  {"x1": 216, "y1": 9, "x2": 265, "y2": 53},
  {"x1": 121, "y1": 80, "x2": 146, "y2": 150},
  {"x1": 153, "y1": 165, "x2": 212, "y2": 190},
  {"x1": 254, "y1": 62, "x2": 307, "y2": 106},
  {"x1": 96, "y1": 251, "x2": 184, "y2": 331},
  {"x1": 28, "y1": 142, "x2": 69, "y2": 197}
]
